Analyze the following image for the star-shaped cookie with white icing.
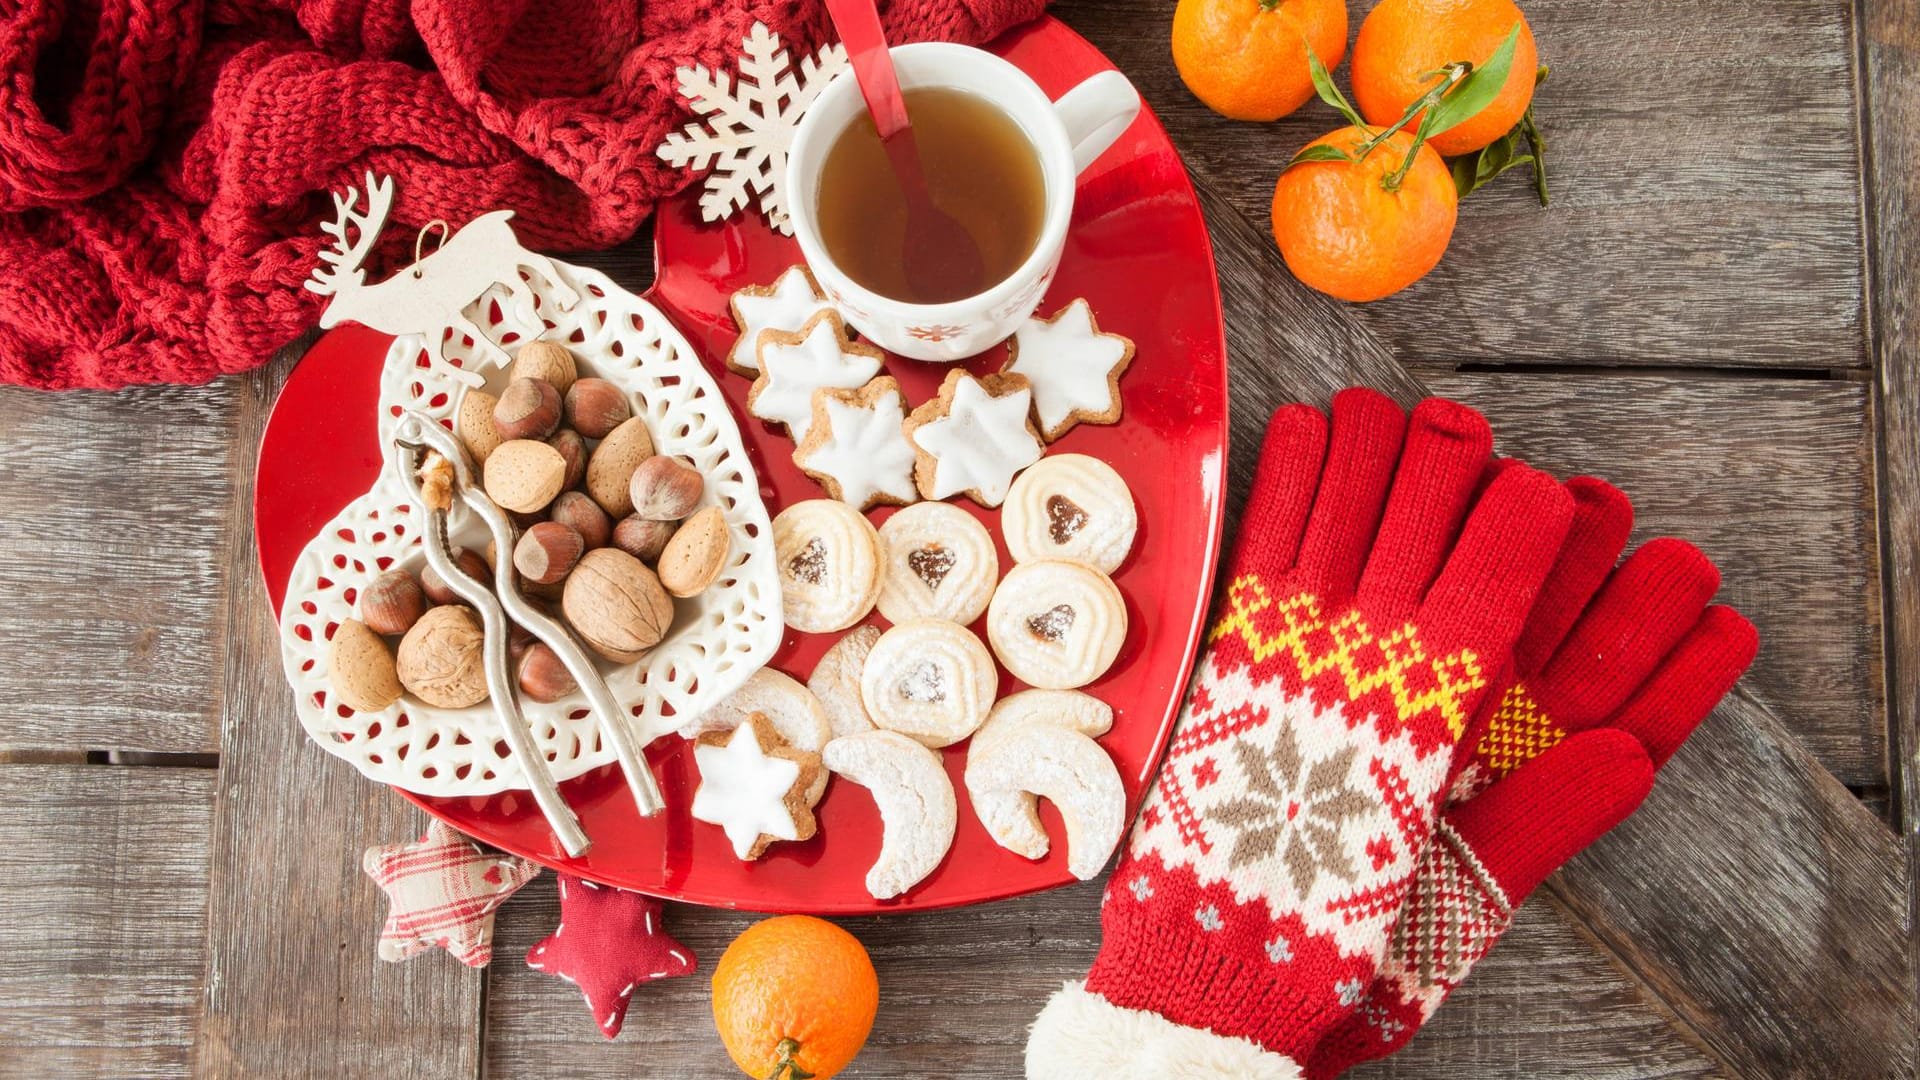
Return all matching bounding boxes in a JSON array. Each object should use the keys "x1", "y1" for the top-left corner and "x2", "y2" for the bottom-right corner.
[
  {"x1": 690, "y1": 713, "x2": 823, "y2": 861},
  {"x1": 793, "y1": 376, "x2": 920, "y2": 511},
  {"x1": 748, "y1": 310, "x2": 885, "y2": 442},
  {"x1": 726, "y1": 265, "x2": 835, "y2": 376},
  {"x1": 1001, "y1": 298, "x2": 1134, "y2": 441},
  {"x1": 904, "y1": 370, "x2": 1045, "y2": 507}
]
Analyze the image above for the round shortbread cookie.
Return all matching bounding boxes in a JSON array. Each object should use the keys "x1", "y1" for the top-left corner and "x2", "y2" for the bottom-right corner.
[
  {"x1": 875, "y1": 502, "x2": 1000, "y2": 625},
  {"x1": 680, "y1": 667, "x2": 832, "y2": 804},
  {"x1": 859, "y1": 618, "x2": 997, "y2": 748},
  {"x1": 1002, "y1": 454, "x2": 1137, "y2": 574},
  {"x1": 772, "y1": 499, "x2": 882, "y2": 633},
  {"x1": 965, "y1": 690, "x2": 1124, "y2": 880},
  {"x1": 823, "y1": 730, "x2": 958, "y2": 899},
  {"x1": 807, "y1": 626, "x2": 881, "y2": 739},
  {"x1": 986, "y1": 560, "x2": 1127, "y2": 690}
]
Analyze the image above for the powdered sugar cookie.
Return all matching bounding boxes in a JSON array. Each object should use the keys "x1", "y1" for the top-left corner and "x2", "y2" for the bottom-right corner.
[
  {"x1": 793, "y1": 376, "x2": 919, "y2": 510},
  {"x1": 773, "y1": 499, "x2": 882, "y2": 633},
  {"x1": 727, "y1": 265, "x2": 834, "y2": 376},
  {"x1": 903, "y1": 370, "x2": 1044, "y2": 508},
  {"x1": 681, "y1": 668, "x2": 832, "y2": 806},
  {"x1": 808, "y1": 626, "x2": 881, "y2": 739},
  {"x1": 748, "y1": 311, "x2": 884, "y2": 441},
  {"x1": 690, "y1": 714, "x2": 823, "y2": 861},
  {"x1": 859, "y1": 618, "x2": 997, "y2": 748},
  {"x1": 986, "y1": 559, "x2": 1127, "y2": 689},
  {"x1": 965, "y1": 689, "x2": 1124, "y2": 879},
  {"x1": 1002, "y1": 454, "x2": 1138, "y2": 574},
  {"x1": 822, "y1": 730, "x2": 957, "y2": 899},
  {"x1": 875, "y1": 502, "x2": 999, "y2": 625},
  {"x1": 1001, "y1": 298, "x2": 1133, "y2": 441}
]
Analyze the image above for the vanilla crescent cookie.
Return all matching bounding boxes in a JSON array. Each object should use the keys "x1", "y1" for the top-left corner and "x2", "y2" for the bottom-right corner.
[
  {"x1": 875, "y1": 502, "x2": 999, "y2": 625},
  {"x1": 1001, "y1": 298, "x2": 1134, "y2": 441},
  {"x1": 749, "y1": 311, "x2": 884, "y2": 441},
  {"x1": 1002, "y1": 454, "x2": 1138, "y2": 574},
  {"x1": 965, "y1": 690, "x2": 1124, "y2": 880},
  {"x1": 986, "y1": 559, "x2": 1127, "y2": 689},
  {"x1": 903, "y1": 370, "x2": 1044, "y2": 508},
  {"x1": 773, "y1": 499, "x2": 883, "y2": 633},
  {"x1": 823, "y1": 730, "x2": 958, "y2": 899},
  {"x1": 690, "y1": 714, "x2": 823, "y2": 861},
  {"x1": 808, "y1": 626, "x2": 881, "y2": 739},
  {"x1": 860, "y1": 618, "x2": 998, "y2": 748},
  {"x1": 727, "y1": 265, "x2": 834, "y2": 376},
  {"x1": 793, "y1": 376, "x2": 919, "y2": 510}
]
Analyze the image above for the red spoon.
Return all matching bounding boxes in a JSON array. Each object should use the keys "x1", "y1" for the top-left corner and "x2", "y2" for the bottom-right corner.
[{"x1": 823, "y1": 0, "x2": 988, "y2": 302}]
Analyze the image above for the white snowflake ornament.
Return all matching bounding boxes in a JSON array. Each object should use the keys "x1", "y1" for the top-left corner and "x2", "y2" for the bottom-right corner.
[{"x1": 657, "y1": 22, "x2": 848, "y2": 235}]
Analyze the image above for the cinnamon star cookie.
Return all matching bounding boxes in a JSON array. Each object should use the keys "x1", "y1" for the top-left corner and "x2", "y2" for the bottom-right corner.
[
  {"x1": 1001, "y1": 298, "x2": 1133, "y2": 442},
  {"x1": 903, "y1": 370, "x2": 1044, "y2": 507},
  {"x1": 749, "y1": 311, "x2": 884, "y2": 441},
  {"x1": 690, "y1": 714, "x2": 823, "y2": 861},
  {"x1": 727, "y1": 265, "x2": 834, "y2": 376},
  {"x1": 793, "y1": 376, "x2": 919, "y2": 510}
]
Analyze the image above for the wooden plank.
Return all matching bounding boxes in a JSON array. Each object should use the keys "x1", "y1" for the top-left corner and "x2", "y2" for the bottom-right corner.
[
  {"x1": 0, "y1": 763, "x2": 214, "y2": 1079},
  {"x1": 1861, "y1": 5, "x2": 1920, "y2": 1077},
  {"x1": 192, "y1": 354, "x2": 485, "y2": 1079},
  {"x1": 481, "y1": 879, "x2": 1719, "y2": 1079},
  {"x1": 1056, "y1": 0, "x2": 1865, "y2": 370},
  {"x1": 1417, "y1": 370, "x2": 1884, "y2": 790},
  {"x1": 0, "y1": 384, "x2": 232, "y2": 754},
  {"x1": 1190, "y1": 167, "x2": 1916, "y2": 1076}
]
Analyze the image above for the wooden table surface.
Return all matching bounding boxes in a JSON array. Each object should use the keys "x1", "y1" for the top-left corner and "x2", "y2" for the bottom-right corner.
[{"x1": 3, "y1": 0, "x2": 1916, "y2": 1076}]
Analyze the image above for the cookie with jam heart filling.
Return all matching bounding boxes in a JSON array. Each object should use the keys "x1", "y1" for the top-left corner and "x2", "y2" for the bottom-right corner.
[
  {"x1": 1003, "y1": 453, "x2": 1137, "y2": 574},
  {"x1": 986, "y1": 559, "x2": 1128, "y2": 690},
  {"x1": 875, "y1": 501, "x2": 1000, "y2": 625}
]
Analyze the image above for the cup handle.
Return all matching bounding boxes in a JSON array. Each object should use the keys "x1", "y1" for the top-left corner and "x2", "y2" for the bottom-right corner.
[{"x1": 1052, "y1": 70, "x2": 1141, "y2": 175}]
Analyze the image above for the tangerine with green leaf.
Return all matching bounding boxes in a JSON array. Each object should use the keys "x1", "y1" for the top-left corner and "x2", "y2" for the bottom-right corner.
[
  {"x1": 1271, "y1": 126, "x2": 1458, "y2": 302},
  {"x1": 1350, "y1": 0, "x2": 1539, "y2": 156},
  {"x1": 1171, "y1": 0, "x2": 1349, "y2": 121},
  {"x1": 711, "y1": 915, "x2": 878, "y2": 1079}
]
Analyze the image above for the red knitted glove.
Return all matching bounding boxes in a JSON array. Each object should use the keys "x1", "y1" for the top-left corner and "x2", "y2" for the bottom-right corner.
[
  {"x1": 1303, "y1": 477, "x2": 1758, "y2": 1077},
  {"x1": 1026, "y1": 389, "x2": 1574, "y2": 1077}
]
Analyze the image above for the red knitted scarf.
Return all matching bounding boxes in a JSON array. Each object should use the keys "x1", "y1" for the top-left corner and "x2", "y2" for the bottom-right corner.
[{"x1": 0, "y1": 0, "x2": 1043, "y2": 390}]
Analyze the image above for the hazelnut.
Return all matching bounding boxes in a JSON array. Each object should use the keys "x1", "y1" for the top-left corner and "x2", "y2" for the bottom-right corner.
[
  {"x1": 550, "y1": 491, "x2": 611, "y2": 549},
  {"x1": 395, "y1": 605, "x2": 490, "y2": 708},
  {"x1": 484, "y1": 438, "x2": 568, "y2": 514},
  {"x1": 612, "y1": 516, "x2": 676, "y2": 563},
  {"x1": 517, "y1": 642, "x2": 579, "y2": 703},
  {"x1": 562, "y1": 548, "x2": 674, "y2": 662},
  {"x1": 514, "y1": 521, "x2": 585, "y2": 585},
  {"x1": 420, "y1": 547, "x2": 490, "y2": 605},
  {"x1": 584, "y1": 416, "x2": 655, "y2": 518},
  {"x1": 565, "y1": 377, "x2": 633, "y2": 439},
  {"x1": 493, "y1": 377, "x2": 563, "y2": 441},
  {"x1": 510, "y1": 341, "x2": 578, "y2": 396},
  {"x1": 629, "y1": 455, "x2": 705, "y2": 521},
  {"x1": 329, "y1": 618, "x2": 403, "y2": 712},
  {"x1": 360, "y1": 569, "x2": 427, "y2": 635},
  {"x1": 548, "y1": 428, "x2": 588, "y2": 491},
  {"x1": 508, "y1": 620, "x2": 537, "y2": 661},
  {"x1": 657, "y1": 505, "x2": 730, "y2": 598},
  {"x1": 456, "y1": 389, "x2": 504, "y2": 465}
]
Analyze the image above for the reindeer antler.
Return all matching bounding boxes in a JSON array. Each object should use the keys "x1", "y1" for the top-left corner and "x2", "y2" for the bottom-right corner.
[{"x1": 305, "y1": 172, "x2": 394, "y2": 297}]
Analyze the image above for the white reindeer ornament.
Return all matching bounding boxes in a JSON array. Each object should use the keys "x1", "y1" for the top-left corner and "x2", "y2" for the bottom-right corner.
[{"x1": 305, "y1": 173, "x2": 580, "y2": 385}]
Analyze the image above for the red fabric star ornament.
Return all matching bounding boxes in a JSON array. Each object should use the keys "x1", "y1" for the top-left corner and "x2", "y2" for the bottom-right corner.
[
  {"x1": 363, "y1": 819, "x2": 541, "y2": 968},
  {"x1": 526, "y1": 874, "x2": 698, "y2": 1039}
]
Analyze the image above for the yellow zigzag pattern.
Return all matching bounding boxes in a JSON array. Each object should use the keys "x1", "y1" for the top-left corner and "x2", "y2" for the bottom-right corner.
[
  {"x1": 1474, "y1": 681, "x2": 1567, "y2": 777},
  {"x1": 1208, "y1": 576, "x2": 1487, "y2": 739}
]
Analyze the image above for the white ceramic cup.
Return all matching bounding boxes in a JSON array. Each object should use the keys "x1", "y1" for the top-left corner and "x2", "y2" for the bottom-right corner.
[{"x1": 787, "y1": 43, "x2": 1141, "y2": 361}]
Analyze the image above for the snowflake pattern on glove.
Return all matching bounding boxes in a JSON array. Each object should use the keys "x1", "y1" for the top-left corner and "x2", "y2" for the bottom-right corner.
[{"x1": 657, "y1": 23, "x2": 848, "y2": 235}]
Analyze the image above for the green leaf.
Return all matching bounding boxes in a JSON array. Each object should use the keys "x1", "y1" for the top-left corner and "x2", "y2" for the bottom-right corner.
[
  {"x1": 1425, "y1": 23, "x2": 1522, "y2": 137},
  {"x1": 1445, "y1": 64, "x2": 1550, "y2": 204},
  {"x1": 1286, "y1": 143, "x2": 1354, "y2": 170},
  {"x1": 1305, "y1": 39, "x2": 1366, "y2": 127}
]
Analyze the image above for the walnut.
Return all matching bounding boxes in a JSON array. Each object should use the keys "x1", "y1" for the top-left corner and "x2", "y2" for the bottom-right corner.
[
  {"x1": 562, "y1": 548, "x2": 674, "y2": 662},
  {"x1": 395, "y1": 605, "x2": 490, "y2": 708}
]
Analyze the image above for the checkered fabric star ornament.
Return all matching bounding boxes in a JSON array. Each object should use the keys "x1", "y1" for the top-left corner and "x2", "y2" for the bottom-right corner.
[
  {"x1": 363, "y1": 819, "x2": 540, "y2": 967},
  {"x1": 526, "y1": 874, "x2": 698, "y2": 1038}
]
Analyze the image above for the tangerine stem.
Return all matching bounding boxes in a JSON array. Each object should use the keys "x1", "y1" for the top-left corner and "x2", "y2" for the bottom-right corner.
[{"x1": 765, "y1": 1038, "x2": 816, "y2": 1080}]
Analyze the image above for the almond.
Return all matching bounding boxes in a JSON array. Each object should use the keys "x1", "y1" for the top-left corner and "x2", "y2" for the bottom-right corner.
[
  {"x1": 329, "y1": 618, "x2": 403, "y2": 712},
  {"x1": 657, "y1": 505, "x2": 730, "y2": 597},
  {"x1": 484, "y1": 438, "x2": 567, "y2": 514},
  {"x1": 584, "y1": 416, "x2": 655, "y2": 518},
  {"x1": 456, "y1": 389, "x2": 504, "y2": 464}
]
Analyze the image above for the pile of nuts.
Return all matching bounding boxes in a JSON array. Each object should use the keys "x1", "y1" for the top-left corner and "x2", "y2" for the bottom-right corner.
[{"x1": 327, "y1": 340, "x2": 733, "y2": 716}]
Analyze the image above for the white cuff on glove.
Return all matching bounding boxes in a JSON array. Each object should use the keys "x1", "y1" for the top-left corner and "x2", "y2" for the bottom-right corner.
[{"x1": 1025, "y1": 980, "x2": 1304, "y2": 1080}]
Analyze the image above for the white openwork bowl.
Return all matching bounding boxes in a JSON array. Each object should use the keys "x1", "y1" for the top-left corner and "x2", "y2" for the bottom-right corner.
[{"x1": 278, "y1": 260, "x2": 783, "y2": 795}]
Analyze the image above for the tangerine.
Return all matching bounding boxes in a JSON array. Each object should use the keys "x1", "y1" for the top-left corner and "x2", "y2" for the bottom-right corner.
[
  {"x1": 1349, "y1": 0, "x2": 1539, "y2": 156},
  {"x1": 1270, "y1": 126, "x2": 1458, "y2": 302},
  {"x1": 711, "y1": 915, "x2": 878, "y2": 1079},
  {"x1": 1171, "y1": 0, "x2": 1349, "y2": 122}
]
